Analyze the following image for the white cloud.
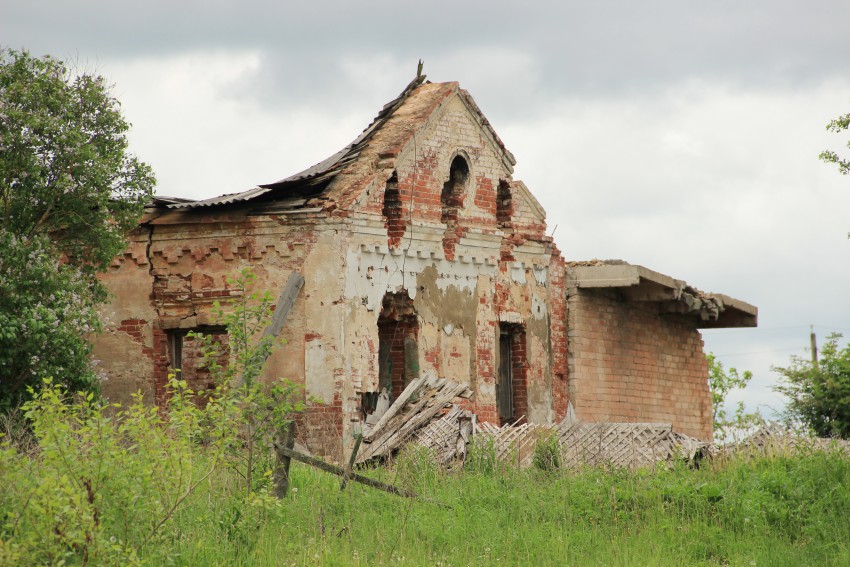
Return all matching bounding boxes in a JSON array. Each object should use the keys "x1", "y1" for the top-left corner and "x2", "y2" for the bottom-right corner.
[
  {"x1": 105, "y1": 51, "x2": 374, "y2": 198},
  {"x1": 502, "y1": 78, "x2": 850, "y2": 416}
]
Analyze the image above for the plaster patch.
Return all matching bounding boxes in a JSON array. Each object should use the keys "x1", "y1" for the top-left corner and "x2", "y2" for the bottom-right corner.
[
  {"x1": 347, "y1": 244, "x2": 499, "y2": 310},
  {"x1": 511, "y1": 262, "x2": 526, "y2": 284},
  {"x1": 478, "y1": 381, "x2": 496, "y2": 403},
  {"x1": 532, "y1": 264, "x2": 549, "y2": 285},
  {"x1": 305, "y1": 340, "x2": 335, "y2": 402},
  {"x1": 531, "y1": 294, "x2": 548, "y2": 320}
]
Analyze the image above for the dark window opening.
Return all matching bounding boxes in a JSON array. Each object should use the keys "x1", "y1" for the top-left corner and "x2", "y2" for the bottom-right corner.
[
  {"x1": 382, "y1": 172, "x2": 406, "y2": 247},
  {"x1": 168, "y1": 326, "x2": 228, "y2": 401},
  {"x1": 441, "y1": 155, "x2": 469, "y2": 226},
  {"x1": 497, "y1": 323, "x2": 528, "y2": 426},
  {"x1": 497, "y1": 179, "x2": 513, "y2": 228},
  {"x1": 376, "y1": 292, "x2": 419, "y2": 403}
]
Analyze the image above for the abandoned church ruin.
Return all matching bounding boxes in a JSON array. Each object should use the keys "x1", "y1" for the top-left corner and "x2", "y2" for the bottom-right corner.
[{"x1": 94, "y1": 75, "x2": 757, "y2": 458}]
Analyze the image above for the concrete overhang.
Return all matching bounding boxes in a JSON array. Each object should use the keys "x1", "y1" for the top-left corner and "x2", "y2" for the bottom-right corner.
[{"x1": 567, "y1": 261, "x2": 757, "y2": 329}]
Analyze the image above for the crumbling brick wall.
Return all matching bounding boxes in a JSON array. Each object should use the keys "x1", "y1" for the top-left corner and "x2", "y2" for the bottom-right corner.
[
  {"x1": 566, "y1": 287, "x2": 712, "y2": 440},
  {"x1": 93, "y1": 82, "x2": 579, "y2": 459}
]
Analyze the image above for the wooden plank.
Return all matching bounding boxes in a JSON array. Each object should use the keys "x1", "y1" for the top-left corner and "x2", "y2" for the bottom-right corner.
[
  {"x1": 340, "y1": 432, "x2": 363, "y2": 491},
  {"x1": 359, "y1": 385, "x2": 440, "y2": 460},
  {"x1": 363, "y1": 375, "x2": 428, "y2": 442},
  {"x1": 263, "y1": 272, "x2": 305, "y2": 339},
  {"x1": 359, "y1": 380, "x2": 468, "y2": 462},
  {"x1": 278, "y1": 446, "x2": 417, "y2": 499}
]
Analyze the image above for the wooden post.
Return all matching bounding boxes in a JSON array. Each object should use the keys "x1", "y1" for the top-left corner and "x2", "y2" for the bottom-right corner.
[
  {"x1": 456, "y1": 413, "x2": 473, "y2": 464},
  {"x1": 264, "y1": 273, "x2": 305, "y2": 340},
  {"x1": 811, "y1": 325, "x2": 819, "y2": 370},
  {"x1": 273, "y1": 421, "x2": 297, "y2": 498},
  {"x1": 340, "y1": 429, "x2": 363, "y2": 491}
]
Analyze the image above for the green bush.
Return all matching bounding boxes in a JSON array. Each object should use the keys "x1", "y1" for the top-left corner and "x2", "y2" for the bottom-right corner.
[{"x1": 0, "y1": 377, "x2": 229, "y2": 564}]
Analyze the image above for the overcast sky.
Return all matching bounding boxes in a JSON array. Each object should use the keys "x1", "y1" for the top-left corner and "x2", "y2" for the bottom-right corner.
[{"x1": 5, "y1": 1, "x2": 850, "y2": 418}]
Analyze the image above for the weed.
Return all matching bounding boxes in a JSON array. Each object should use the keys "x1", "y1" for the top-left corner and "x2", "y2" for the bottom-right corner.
[{"x1": 532, "y1": 431, "x2": 560, "y2": 472}]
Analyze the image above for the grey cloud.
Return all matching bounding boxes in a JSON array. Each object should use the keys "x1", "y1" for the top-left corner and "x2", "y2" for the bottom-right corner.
[{"x1": 5, "y1": 1, "x2": 849, "y2": 107}]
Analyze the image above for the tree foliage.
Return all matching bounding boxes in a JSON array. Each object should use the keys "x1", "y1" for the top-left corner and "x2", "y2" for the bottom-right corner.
[
  {"x1": 0, "y1": 232, "x2": 103, "y2": 403},
  {"x1": 774, "y1": 333, "x2": 850, "y2": 439},
  {"x1": 819, "y1": 109, "x2": 850, "y2": 176},
  {"x1": 707, "y1": 353, "x2": 762, "y2": 443},
  {"x1": 0, "y1": 49, "x2": 154, "y2": 407}
]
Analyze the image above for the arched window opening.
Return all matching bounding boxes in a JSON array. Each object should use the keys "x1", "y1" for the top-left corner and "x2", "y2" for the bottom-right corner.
[{"x1": 441, "y1": 155, "x2": 469, "y2": 225}]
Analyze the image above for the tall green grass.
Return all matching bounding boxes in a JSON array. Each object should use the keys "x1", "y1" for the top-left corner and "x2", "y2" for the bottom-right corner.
[
  {"x1": 158, "y1": 446, "x2": 850, "y2": 566},
  {"x1": 4, "y1": 392, "x2": 850, "y2": 566}
]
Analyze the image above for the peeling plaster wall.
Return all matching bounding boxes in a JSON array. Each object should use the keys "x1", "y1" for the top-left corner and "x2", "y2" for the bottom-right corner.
[
  {"x1": 94, "y1": 231, "x2": 159, "y2": 406},
  {"x1": 95, "y1": 213, "x2": 322, "y2": 406}
]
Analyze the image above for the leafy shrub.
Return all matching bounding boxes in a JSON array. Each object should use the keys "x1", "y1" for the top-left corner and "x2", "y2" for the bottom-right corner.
[{"x1": 0, "y1": 377, "x2": 228, "y2": 564}]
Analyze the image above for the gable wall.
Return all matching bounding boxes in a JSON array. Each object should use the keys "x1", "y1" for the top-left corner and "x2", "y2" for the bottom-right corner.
[{"x1": 332, "y1": 93, "x2": 567, "y2": 446}]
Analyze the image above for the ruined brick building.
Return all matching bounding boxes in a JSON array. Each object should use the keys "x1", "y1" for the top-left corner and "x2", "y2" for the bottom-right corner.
[{"x1": 94, "y1": 75, "x2": 756, "y2": 456}]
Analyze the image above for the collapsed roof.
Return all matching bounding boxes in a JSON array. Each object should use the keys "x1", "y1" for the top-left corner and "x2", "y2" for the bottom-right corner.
[{"x1": 567, "y1": 260, "x2": 757, "y2": 328}]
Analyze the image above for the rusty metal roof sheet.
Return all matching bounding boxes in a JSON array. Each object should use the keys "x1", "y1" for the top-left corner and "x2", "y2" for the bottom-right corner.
[{"x1": 166, "y1": 186, "x2": 272, "y2": 210}]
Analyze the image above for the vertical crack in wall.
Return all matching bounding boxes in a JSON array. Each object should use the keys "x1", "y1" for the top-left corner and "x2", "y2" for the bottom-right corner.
[{"x1": 143, "y1": 223, "x2": 161, "y2": 316}]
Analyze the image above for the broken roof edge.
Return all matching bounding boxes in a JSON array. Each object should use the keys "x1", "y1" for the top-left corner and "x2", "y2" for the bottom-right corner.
[
  {"x1": 152, "y1": 73, "x2": 520, "y2": 213},
  {"x1": 259, "y1": 72, "x2": 430, "y2": 190},
  {"x1": 511, "y1": 180, "x2": 547, "y2": 222},
  {"x1": 457, "y1": 88, "x2": 516, "y2": 170},
  {"x1": 159, "y1": 73, "x2": 430, "y2": 212},
  {"x1": 566, "y1": 260, "x2": 757, "y2": 328}
]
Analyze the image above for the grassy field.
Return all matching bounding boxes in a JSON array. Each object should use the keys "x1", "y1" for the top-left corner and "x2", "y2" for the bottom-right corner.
[
  {"x1": 4, "y1": 388, "x2": 850, "y2": 566},
  {"x1": 159, "y1": 447, "x2": 850, "y2": 566}
]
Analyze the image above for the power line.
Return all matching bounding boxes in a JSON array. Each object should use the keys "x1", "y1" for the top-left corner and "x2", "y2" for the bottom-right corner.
[{"x1": 713, "y1": 347, "x2": 807, "y2": 358}]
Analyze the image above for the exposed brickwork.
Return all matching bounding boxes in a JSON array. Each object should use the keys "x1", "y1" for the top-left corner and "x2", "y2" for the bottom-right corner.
[
  {"x1": 504, "y1": 324, "x2": 529, "y2": 425},
  {"x1": 567, "y1": 287, "x2": 712, "y2": 440},
  {"x1": 152, "y1": 326, "x2": 170, "y2": 404},
  {"x1": 548, "y1": 249, "x2": 569, "y2": 419},
  {"x1": 299, "y1": 390, "x2": 344, "y2": 462},
  {"x1": 117, "y1": 319, "x2": 153, "y2": 357}
]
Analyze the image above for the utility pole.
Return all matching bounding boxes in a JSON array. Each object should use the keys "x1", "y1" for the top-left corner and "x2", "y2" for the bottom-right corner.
[{"x1": 811, "y1": 325, "x2": 819, "y2": 369}]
